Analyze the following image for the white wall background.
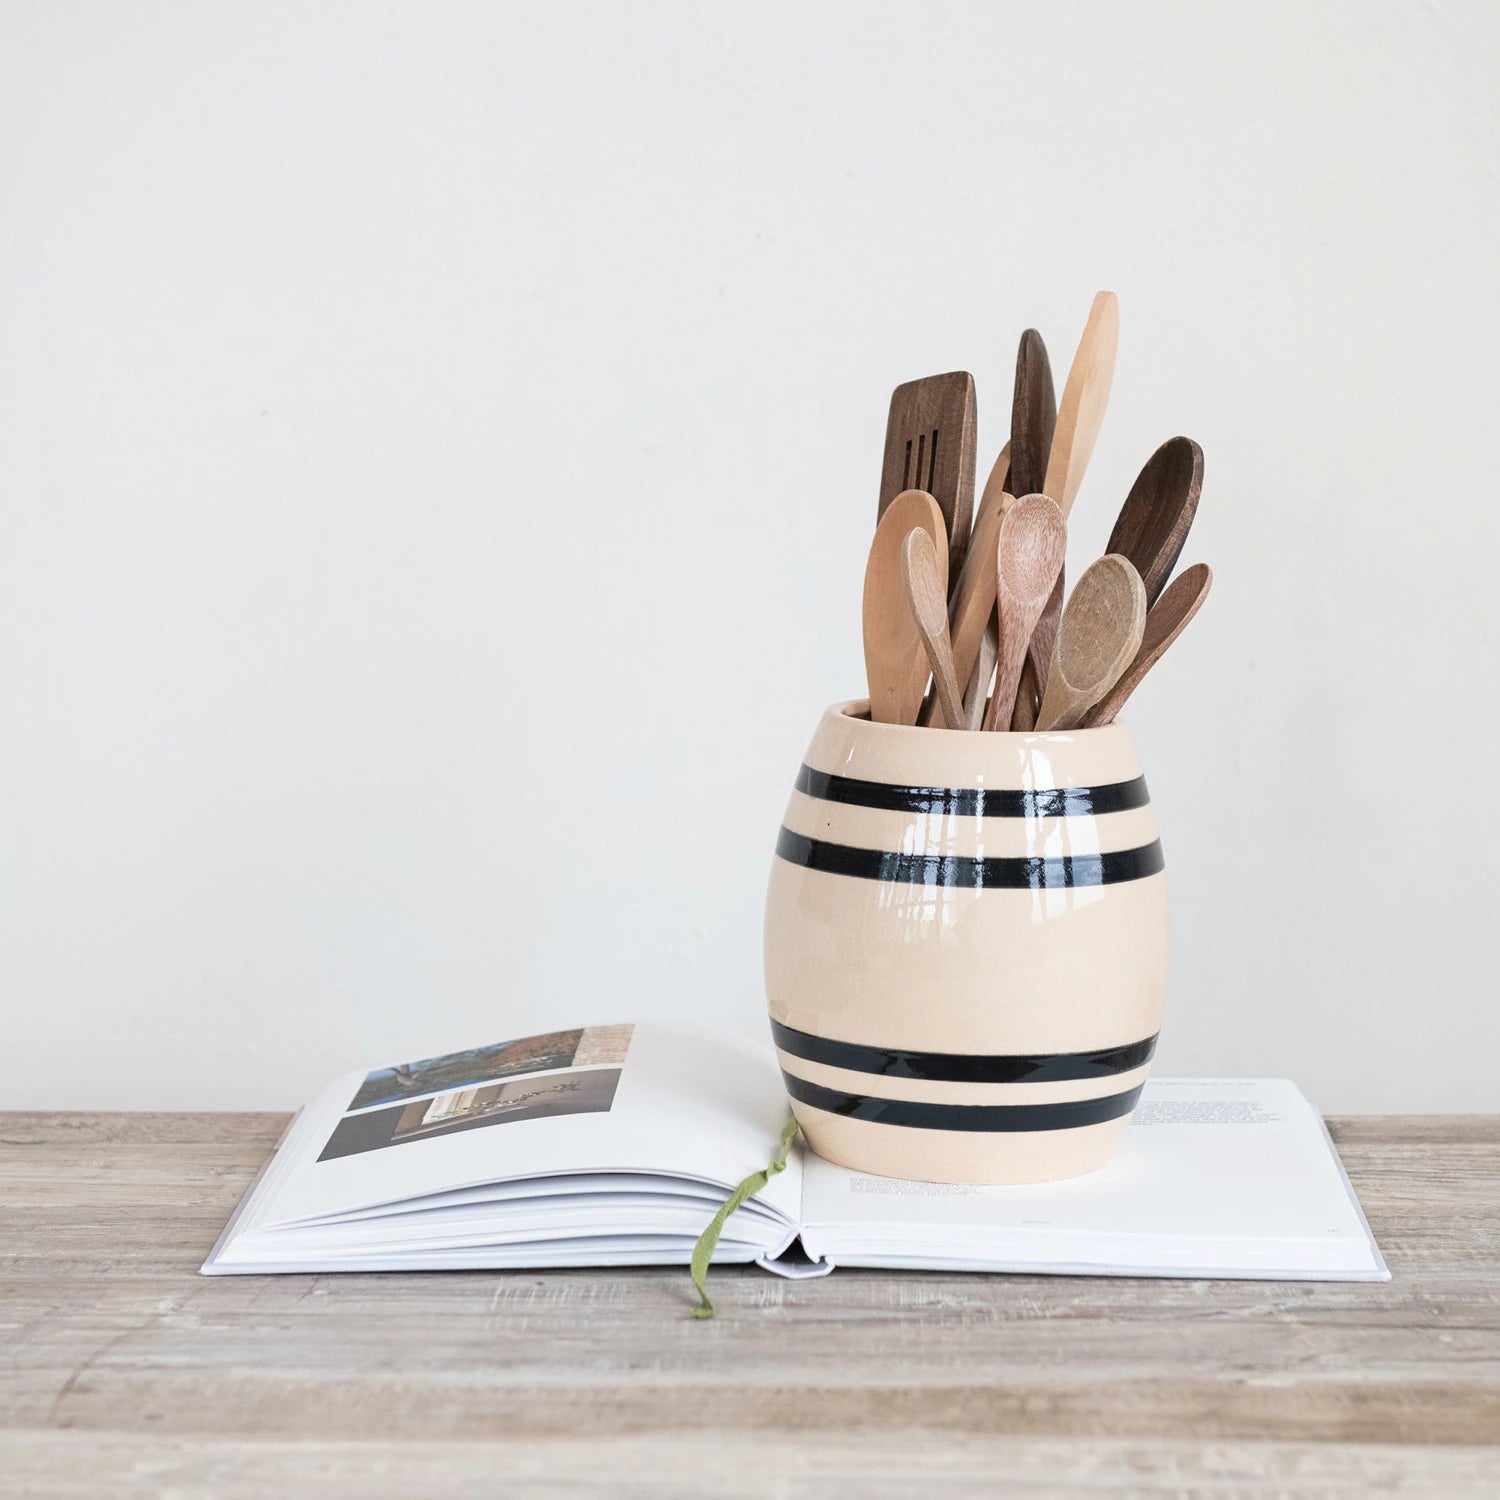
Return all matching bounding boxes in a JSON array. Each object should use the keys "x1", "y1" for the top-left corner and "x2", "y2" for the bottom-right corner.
[{"x1": 3, "y1": 0, "x2": 1497, "y2": 1112}]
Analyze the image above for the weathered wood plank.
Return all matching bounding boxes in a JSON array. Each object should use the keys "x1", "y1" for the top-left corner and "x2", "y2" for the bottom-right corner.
[{"x1": 1, "y1": 1112, "x2": 1498, "y2": 1495}]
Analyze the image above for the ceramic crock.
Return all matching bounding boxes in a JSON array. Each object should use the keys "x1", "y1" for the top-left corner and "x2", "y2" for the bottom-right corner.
[{"x1": 764, "y1": 700, "x2": 1169, "y2": 1185}]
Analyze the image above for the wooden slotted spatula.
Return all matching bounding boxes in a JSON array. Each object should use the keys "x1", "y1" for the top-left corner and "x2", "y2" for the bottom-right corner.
[
  {"x1": 1087, "y1": 563, "x2": 1212, "y2": 726},
  {"x1": 1036, "y1": 553, "x2": 1146, "y2": 732},
  {"x1": 862, "y1": 490, "x2": 948, "y2": 724},
  {"x1": 1105, "y1": 436, "x2": 1204, "y2": 606},
  {"x1": 1015, "y1": 292, "x2": 1121, "y2": 729},
  {"x1": 878, "y1": 373, "x2": 977, "y2": 577},
  {"x1": 983, "y1": 494, "x2": 1067, "y2": 732}
]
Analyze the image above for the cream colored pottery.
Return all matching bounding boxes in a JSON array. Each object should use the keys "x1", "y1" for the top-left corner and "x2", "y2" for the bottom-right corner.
[{"x1": 764, "y1": 701, "x2": 1169, "y2": 1185}]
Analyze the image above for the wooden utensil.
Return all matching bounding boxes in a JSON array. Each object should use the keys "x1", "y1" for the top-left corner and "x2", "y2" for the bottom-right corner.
[
  {"x1": 983, "y1": 494, "x2": 1067, "y2": 732},
  {"x1": 901, "y1": 527, "x2": 965, "y2": 731},
  {"x1": 862, "y1": 490, "x2": 948, "y2": 724},
  {"x1": 1043, "y1": 291, "x2": 1119, "y2": 515},
  {"x1": 977, "y1": 440, "x2": 1011, "y2": 521},
  {"x1": 962, "y1": 618, "x2": 999, "y2": 730},
  {"x1": 1087, "y1": 563, "x2": 1212, "y2": 726},
  {"x1": 1036, "y1": 554, "x2": 1146, "y2": 732},
  {"x1": 1008, "y1": 329, "x2": 1056, "y2": 500},
  {"x1": 879, "y1": 373, "x2": 977, "y2": 577},
  {"x1": 926, "y1": 489, "x2": 1009, "y2": 728},
  {"x1": 1105, "y1": 437, "x2": 1204, "y2": 606}
]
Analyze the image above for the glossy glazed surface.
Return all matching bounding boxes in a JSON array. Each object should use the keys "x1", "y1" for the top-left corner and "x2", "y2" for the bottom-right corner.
[{"x1": 764, "y1": 701, "x2": 1170, "y2": 1184}]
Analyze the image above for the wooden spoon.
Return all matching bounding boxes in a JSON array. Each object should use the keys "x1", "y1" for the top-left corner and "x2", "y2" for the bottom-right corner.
[
  {"x1": 1088, "y1": 563, "x2": 1212, "y2": 726},
  {"x1": 983, "y1": 494, "x2": 1067, "y2": 731},
  {"x1": 879, "y1": 373, "x2": 977, "y2": 577},
  {"x1": 862, "y1": 490, "x2": 948, "y2": 724},
  {"x1": 1008, "y1": 329, "x2": 1056, "y2": 500},
  {"x1": 1017, "y1": 292, "x2": 1121, "y2": 728},
  {"x1": 901, "y1": 527, "x2": 965, "y2": 731},
  {"x1": 1106, "y1": 437, "x2": 1204, "y2": 606},
  {"x1": 926, "y1": 489, "x2": 1008, "y2": 727},
  {"x1": 1036, "y1": 554, "x2": 1146, "y2": 732}
]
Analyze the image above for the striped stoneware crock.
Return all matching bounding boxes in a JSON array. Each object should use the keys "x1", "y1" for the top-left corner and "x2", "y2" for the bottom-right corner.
[{"x1": 764, "y1": 700, "x2": 1169, "y2": 1185}]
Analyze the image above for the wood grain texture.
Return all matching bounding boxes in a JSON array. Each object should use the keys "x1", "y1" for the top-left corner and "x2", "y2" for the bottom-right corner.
[
  {"x1": 1008, "y1": 328, "x2": 1057, "y2": 501},
  {"x1": 1106, "y1": 436, "x2": 1205, "y2": 606},
  {"x1": 927, "y1": 489, "x2": 1006, "y2": 729},
  {"x1": 1043, "y1": 290, "x2": 1119, "y2": 518},
  {"x1": 861, "y1": 490, "x2": 947, "y2": 724},
  {"x1": 984, "y1": 494, "x2": 1066, "y2": 732},
  {"x1": 878, "y1": 373, "x2": 976, "y2": 577},
  {"x1": 901, "y1": 528, "x2": 965, "y2": 730},
  {"x1": 1036, "y1": 553, "x2": 1147, "y2": 731},
  {"x1": 2, "y1": 1112, "x2": 1499, "y2": 1498},
  {"x1": 1088, "y1": 562, "x2": 1213, "y2": 726}
]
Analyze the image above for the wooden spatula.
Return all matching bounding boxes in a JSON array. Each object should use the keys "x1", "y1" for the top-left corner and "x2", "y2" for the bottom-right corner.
[
  {"x1": 862, "y1": 490, "x2": 948, "y2": 724},
  {"x1": 1088, "y1": 563, "x2": 1212, "y2": 725},
  {"x1": 1036, "y1": 554, "x2": 1146, "y2": 732},
  {"x1": 879, "y1": 373, "x2": 977, "y2": 577},
  {"x1": 926, "y1": 488, "x2": 1009, "y2": 728},
  {"x1": 1008, "y1": 330, "x2": 1056, "y2": 500},
  {"x1": 983, "y1": 494, "x2": 1067, "y2": 731},
  {"x1": 1017, "y1": 292, "x2": 1121, "y2": 729},
  {"x1": 1106, "y1": 437, "x2": 1203, "y2": 606},
  {"x1": 901, "y1": 528, "x2": 965, "y2": 732}
]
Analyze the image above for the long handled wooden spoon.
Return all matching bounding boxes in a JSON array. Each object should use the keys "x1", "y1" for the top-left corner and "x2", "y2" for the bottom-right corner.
[
  {"x1": 1105, "y1": 437, "x2": 1204, "y2": 606},
  {"x1": 1008, "y1": 329, "x2": 1056, "y2": 500},
  {"x1": 983, "y1": 494, "x2": 1067, "y2": 731},
  {"x1": 1087, "y1": 563, "x2": 1212, "y2": 726},
  {"x1": 901, "y1": 527, "x2": 965, "y2": 731},
  {"x1": 879, "y1": 373, "x2": 977, "y2": 577},
  {"x1": 926, "y1": 488, "x2": 1009, "y2": 727},
  {"x1": 1036, "y1": 554, "x2": 1146, "y2": 732},
  {"x1": 1016, "y1": 292, "x2": 1121, "y2": 728},
  {"x1": 862, "y1": 490, "x2": 948, "y2": 724}
]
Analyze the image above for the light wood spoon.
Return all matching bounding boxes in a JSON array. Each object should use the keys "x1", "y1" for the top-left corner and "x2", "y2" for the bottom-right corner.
[
  {"x1": 1036, "y1": 554, "x2": 1146, "y2": 732},
  {"x1": 901, "y1": 527, "x2": 965, "y2": 731},
  {"x1": 879, "y1": 372, "x2": 977, "y2": 577},
  {"x1": 1018, "y1": 292, "x2": 1121, "y2": 729},
  {"x1": 1088, "y1": 563, "x2": 1212, "y2": 725},
  {"x1": 862, "y1": 490, "x2": 948, "y2": 724},
  {"x1": 926, "y1": 489, "x2": 1009, "y2": 727},
  {"x1": 1106, "y1": 436, "x2": 1203, "y2": 606},
  {"x1": 983, "y1": 494, "x2": 1067, "y2": 731}
]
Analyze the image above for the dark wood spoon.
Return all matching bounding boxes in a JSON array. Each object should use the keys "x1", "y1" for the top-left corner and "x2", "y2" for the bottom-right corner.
[
  {"x1": 1087, "y1": 563, "x2": 1212, "y2": 725},
  {"x1": 1008, "y1": 329, "x2": 1056, "y2": 500},
  {"x1": 1106, "y1": 436, "x2": 1204, "y2": 606}
]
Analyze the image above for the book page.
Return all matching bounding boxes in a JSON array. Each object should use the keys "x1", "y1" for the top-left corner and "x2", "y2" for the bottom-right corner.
[
  {"x1": 238, "y1": 1022, "x2": 802, "y2": 1232},
  {"x1": 797, "y1": 1079, "x2": 1386, "y2": 1278}
]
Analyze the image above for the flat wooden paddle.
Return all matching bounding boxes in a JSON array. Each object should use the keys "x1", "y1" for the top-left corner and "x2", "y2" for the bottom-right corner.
[
  {"x1": 878, "y1": 373, "x2": 977, "y2": 578},
  {"x1": 983, "y1": 494, "x2": 1067, "y2": 732},
  {"x1": 1036, "y1": 553, "x2": 1146, "y2": 732},
  {"x1": 1106, "y1": 436, "x2": 1204, "y2": 606},
  {"x1": 1087, "y1": 562, "x2": 1212, "y2": 725},
  {"x1": 862, "y1": 490, "x2": 948, "y2": 724},
  {"x1": 1017, "y1": 292, "x2": 1121, "y2": 729},
  {"x1": 901, "y1": 527, "x2": 965, "y2": 731}
]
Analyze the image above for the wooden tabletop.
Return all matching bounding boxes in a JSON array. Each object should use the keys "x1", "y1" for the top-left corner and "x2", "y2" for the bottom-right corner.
[{"x1": 3, "y1": 1113, "x2": 1498, "y2": 1498}]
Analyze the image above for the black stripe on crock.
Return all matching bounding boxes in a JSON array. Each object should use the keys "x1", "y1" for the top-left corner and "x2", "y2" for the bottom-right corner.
[
  {"x1": 782, "y1": 1072, "x2": 1145, "y2": 1132},
  {"x1": 770, "y1": 1020, "x2": 1158, "y2": 1085},
  {"x1": 775, "y1": 827, "x2": 1165, "y2": 888},
  {"x1": 793, "y1": 763, "x2": 1150, "y2": 818}
]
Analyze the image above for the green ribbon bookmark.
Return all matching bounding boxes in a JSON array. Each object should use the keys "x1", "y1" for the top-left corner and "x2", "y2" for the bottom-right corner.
[{"x1": 689, "y1": 1116, "x2": 800, "y2": 1319}]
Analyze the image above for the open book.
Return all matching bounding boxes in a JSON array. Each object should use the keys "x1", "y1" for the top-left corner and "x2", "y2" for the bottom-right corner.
[{"x1": 205, "y1": 1022, "x2": 1388, "y2": 1281}]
